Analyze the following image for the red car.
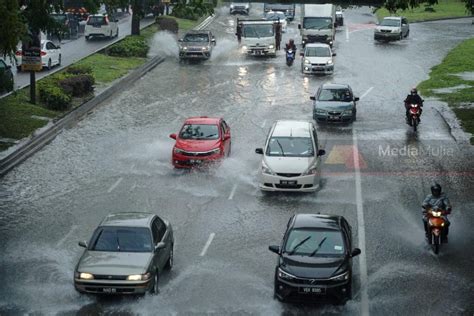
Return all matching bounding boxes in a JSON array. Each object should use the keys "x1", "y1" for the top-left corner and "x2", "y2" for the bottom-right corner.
[{"x1": 169, "y1": 117, "x2": 231, "y2": 168}]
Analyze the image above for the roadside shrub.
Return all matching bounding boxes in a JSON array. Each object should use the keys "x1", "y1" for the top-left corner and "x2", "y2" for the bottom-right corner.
[
  {"x1": 38, "y1": 81, "x2": 72, "y2": 111},
  {"x1": 58, "y1": 74, "x2": 95, "y2": 97},
  {"x1": 156, "y1": 17, "x2": 179, "y2": 34},
  {"x1": 107, "y1": 36, "x2": 149, "y2": 57},
  {"x1": 66, "y1": 64, "x2": 93, "y2": 75}
]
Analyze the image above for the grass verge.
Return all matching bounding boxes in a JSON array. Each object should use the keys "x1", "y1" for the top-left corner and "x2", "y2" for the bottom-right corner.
[
  {"x1": 418, "y1": 38, "x2": 474, "y2": 144},
  {"x1": 375, "y1": 0, "x2": 468, "y2": 22}
]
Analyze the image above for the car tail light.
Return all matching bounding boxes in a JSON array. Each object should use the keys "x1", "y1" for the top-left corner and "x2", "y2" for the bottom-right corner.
[
  {"x1": 40, "y1": 51, "x2": 46, "y2": 56},
  {"x1": 15, "y1": 50, "x2": 22, "y2": 56}
]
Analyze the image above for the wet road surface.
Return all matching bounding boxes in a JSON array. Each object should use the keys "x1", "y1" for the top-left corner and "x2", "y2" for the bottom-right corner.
[{"x1": 1, "y1": 5, "x2": 473, "y2": 315}]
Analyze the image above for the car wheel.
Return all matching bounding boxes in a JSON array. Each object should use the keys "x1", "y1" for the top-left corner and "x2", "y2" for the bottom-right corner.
[
  {"x1": 116, "y1": 28, "x2": 119, "y2": 37},
  {"x1": 352, "y1": 110, "x2": 357, "y2": 122},
  {"x1": 150, "y1": 271, "x2": 159, "y2": 294},
  {"x1": 58, "y1": 54, "x2": 61, "y2": 66},
  {"x1": 165, "y1": 245, "x2": 173, "y2": 270},
  {"x1": 85, "y1": 35, "x2": 90, "y2": 41},
  {"x1": 16, "y1": 66, "x2": 21, "y2": 72},
  {"x1": 109, "y1": 31, "x2": 113, "y2": 39},
  {"x1": 227, "y1": 143, "x2": 231, "y2": 157},
  {"x1": 399, "y1": 33, "x2": 403, "y2": 40},
  {"x1": 405, "y1": 30, "x2": 410, "y2": 38},
  {"x1": 47, "y1": 59, "x2": 52, "y2": 70}
]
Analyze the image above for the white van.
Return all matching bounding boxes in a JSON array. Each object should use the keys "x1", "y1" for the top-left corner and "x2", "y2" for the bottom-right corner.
[
  {"x1": 85, "y1": 14, "x2": 119, "y2": 40},
  {"x1": 298, "y1": 4, "x2": 336, "y2": 47},
  {"x1": 255, "y1": 120, "x2": 326, "y2": 192}
]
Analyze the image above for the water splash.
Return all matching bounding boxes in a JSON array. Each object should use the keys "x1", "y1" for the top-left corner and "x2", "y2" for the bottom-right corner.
[{"x1": 148, "y1": 31, "x2": 180, "y2": 58}]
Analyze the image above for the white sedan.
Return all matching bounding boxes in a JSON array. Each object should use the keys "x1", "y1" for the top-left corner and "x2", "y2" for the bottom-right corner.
[
  {"x1": 15, "y1": 40, "x2": 62, "y2": 71},
  {"x1": 264, "y1": 11, "x2": 288, "y2": 33}
]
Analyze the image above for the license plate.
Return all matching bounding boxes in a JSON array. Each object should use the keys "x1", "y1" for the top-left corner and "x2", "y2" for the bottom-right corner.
[
  {"x1": 329, "y1": 116, "x2": 341, "y2": 120},
  {"x1": 280, "y1": 180, "x2": 297, "y2": 185},
  {"x1": 255, "y1": 50, "x2": 262, "y2": 55},
  {"x1": 103, "y1": 288, "x2": 116, "y2": 293},
  {"x1": 299, "y1": 287, "x2": 325, "y2": 294},
  {"x1": 313, "y1": 67, "x2": 323, "y2": 70},
  {"x1": 189, "y1": 159, "x2": 202, "y2": 164}
]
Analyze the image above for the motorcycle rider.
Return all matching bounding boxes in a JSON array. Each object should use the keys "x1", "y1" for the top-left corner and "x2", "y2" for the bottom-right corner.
[
  {"x1": 404, "y1": 88, "x2": 424, "y2": 123},
  {"x1": 422, "y1": 183, "x2": 452, "y2": 240},
  {"x1": 285, "y1": 38, "x2": 297, "y2": 52}
]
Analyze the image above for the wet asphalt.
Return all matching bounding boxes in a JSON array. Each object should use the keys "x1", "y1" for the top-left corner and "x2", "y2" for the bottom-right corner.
[{"x1": 0, "y1": 4, "x2": 473, "y2": 316}]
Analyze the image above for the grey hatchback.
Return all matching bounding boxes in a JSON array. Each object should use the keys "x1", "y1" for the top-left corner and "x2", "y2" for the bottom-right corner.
[{"x1": 74, "y1": 212, "x2": 174, "y2": 295}]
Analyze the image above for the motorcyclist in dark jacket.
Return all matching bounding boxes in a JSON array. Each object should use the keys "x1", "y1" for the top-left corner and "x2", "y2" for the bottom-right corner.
[
  {"x1": 404, "y1": 88, "x2": 424, "y2": 122},
  {"x1": 285, "y1": 39, "x2": 297, "y2": 52},
  {"x1": 422, "y1": 183, "x2": 452, "y2": 240}
]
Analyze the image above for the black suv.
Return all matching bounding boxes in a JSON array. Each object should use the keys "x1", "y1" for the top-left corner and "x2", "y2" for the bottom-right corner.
[{"x1": 269, "y1": 214, "x2": 361, "y2": 304}]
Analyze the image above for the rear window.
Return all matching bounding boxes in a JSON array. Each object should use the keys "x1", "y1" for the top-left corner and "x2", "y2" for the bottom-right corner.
[{"x1": 87, "y1": 16, "x2": 106, "y2": 25}]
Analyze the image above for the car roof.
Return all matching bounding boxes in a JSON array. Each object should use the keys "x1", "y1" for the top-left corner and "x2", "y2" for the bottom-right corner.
[
  {"x1": 384, "y1": 16, "x2": 402, "y2": 20},
  {"x1": 292, "y1": 214, "x2": 343, "y2": 230},
  {"x1": 321, "y1": 83, "x2": 350, "y2": 90},
  {"x1": 100, "y1": 212, "x2": 156, "y2": 227},
  {"x1": 271, "y1": 120, "x2": 312, "y2": 138},
  {"x1": 305, "y1": 43, "x2": 330, "y2": 48},
  {"x1": 184, "y1": 116, "x2": 221, "y2": 125}
]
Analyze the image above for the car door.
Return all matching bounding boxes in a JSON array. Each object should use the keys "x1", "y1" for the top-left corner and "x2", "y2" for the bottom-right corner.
[
  {"x1": 153, "y1": 217, "x2": 171, "y2": 270},
  {"x1": 401, "y1": 18, "x2": 408, "y2": 36},
  {"x1": 221, "y1": 120, "x2": 231, "y2": 155},
  {"x1": 45, "y1": 42, "x2": 57, "y2": 64},
  {"x1": 311, "y1": 124, "x2": 322, "y2": 180}
]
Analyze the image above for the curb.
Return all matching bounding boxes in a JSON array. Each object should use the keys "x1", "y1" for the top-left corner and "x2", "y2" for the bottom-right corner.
[{"x1": 0, "y1": 55, "x2": 164, "y2": 177}]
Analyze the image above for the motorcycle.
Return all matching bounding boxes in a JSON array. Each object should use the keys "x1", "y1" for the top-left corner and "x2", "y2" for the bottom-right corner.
[
  {"x1": 406, "y1": 103, "x2": 421, "y2": 131},
  {"x1": 285, "y1": 49, "x2": 295, "y2": 66},
  {"x1": 425, "y1": 207, "x2": 449, "y2": 254}
]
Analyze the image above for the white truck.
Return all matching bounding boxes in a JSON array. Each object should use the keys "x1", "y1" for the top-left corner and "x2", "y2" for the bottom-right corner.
[
  {"x1": 298, "y1": 4, "x2": 336, "y2": 47},
  {"x1": 238, "y1": 19, "x2": 277, "y2": 57}
]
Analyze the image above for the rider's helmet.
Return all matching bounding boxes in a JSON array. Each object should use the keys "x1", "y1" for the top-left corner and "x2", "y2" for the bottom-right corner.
[
  {"x1": 431, "y1": 183, "x2": 442, "y2": 198},
  {"x1": 411, "y1": 88, "x2": 418, "y2": 95},
  {"x1": 289, "y1": 39, "x2": 295, "y2": 46}
]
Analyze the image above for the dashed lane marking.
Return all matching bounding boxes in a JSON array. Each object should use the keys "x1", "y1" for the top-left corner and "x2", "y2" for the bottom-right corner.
[
  {"x1": 228, "y1": 184, "x2": 238, "y2": 200},
  {"x1": 200, "y1": 233, "x2": 215, "y2": 257},
  {"x1": 107, "y1": 177, "x2": 123, "y2": 193}
]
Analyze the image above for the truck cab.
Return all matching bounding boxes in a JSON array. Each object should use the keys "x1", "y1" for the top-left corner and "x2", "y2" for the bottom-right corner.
[
  {"x1": 238, "y1": 19, "x2": 277, "y2": 57},
  {"x1": 298, "y1": 4, "x2": 336, "y2": 47}
]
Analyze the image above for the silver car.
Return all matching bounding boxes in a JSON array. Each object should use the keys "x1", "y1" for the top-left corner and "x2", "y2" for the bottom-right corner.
[
  {"x1": 178, "y1": 30, "x2": 216, "y2": 60},
  {"x1": 374, "y1": 16, "x2": 409, "y2": 41},
  {"x1": 74, "y1": 212, "x2": 174, "y2": 295}
]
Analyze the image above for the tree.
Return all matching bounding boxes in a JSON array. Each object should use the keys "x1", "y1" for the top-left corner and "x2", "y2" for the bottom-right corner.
[
  {"x1": 131, "y1": 0, "x2": 143, "y2": 35},
  {"x1": 465, "y1": 0, "x2": 474, "y2": 15},
  {"x1": 0, "y1": 0, "x2": 26, "y2": 59}
]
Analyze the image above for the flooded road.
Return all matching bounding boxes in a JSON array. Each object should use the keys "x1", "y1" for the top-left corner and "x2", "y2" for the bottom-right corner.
[{"x1": 1, "y1": 4, "x2": 473, "y2": 315}]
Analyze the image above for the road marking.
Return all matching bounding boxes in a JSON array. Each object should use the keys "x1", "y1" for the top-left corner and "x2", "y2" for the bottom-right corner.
[
  {"x1": 261, "y1": 120, "x2": 267, "y2": 128},
  {"x1": 360, "y1": 87, "x2": 374, "y2": 99},
  {"x1": 346, "y1": 26, "x2": 350, "y2": 42},
  {"x1": 56, "y1": 225, "x2": 78, "y2": 247},
  {"x1": 228, "y1": 184, "x2": 238, "y2": 200},
  {"x1": 107, "y1": 177, "x2": 123, "y2": 193},
  {"x1": 353, "y1": 130, "x2": 369, "y2": 316},
  {"x1": 130, "y1": 182, "x2": 137, "y2": 191},
  {"x1": 200, "y1": 233, "x2": 215, "y2": 256}
]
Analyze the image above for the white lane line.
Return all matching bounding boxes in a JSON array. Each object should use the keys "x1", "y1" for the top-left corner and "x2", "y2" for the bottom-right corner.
[
  {"x1": 107, "y1": 177, "x2": 123, "y2": 193},
  {"x1": 228, "y1": 184, "x2": 238, "y2": 200},
  {"x1": 360, "y1": 87, "x2": 374, "y2": 99},
  {"x1": 56, "y1": 225, "x2": 79, "y2": 247},
  {"x1": 261, "y1": 120, "x2": 267, "y2": 128},
  {"x1": 200, "y1": 233, "x2": 215, "y2": 256},
  {"x1": 346, "y1": 26, "x2": 350, "y2": 42},
  {"x1": 353, "y1": 130, "x2": 370, "y2": 316}
]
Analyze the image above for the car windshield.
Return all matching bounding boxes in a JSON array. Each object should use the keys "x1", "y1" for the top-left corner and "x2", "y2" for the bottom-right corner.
[
  {"x1": 303, "y1": 17, "x2": 333, "y2": 29},
  {"x1": 87, "y1": 16, "x2": 106, "y2": 25},
  {"x1": 265, "y1": 12, "x2": 286, "y2": 21},
  {"x1": 242, "y1": 24, "x2": 274, "y2": 38},
  {"x1": 381, "y1": 19, "x2": 400, "y2": 27},
  {"x1": 183, "y1": 33, "x2": 209, "y2": 42},
  {"x1": 285, "y1": 229, "x2": 345, "y2": 256},
  {"x1": 318, "y1": 88, "x2": 352, "y2": 102},
  {"x1": 90, "y1": 227, "x2": 153, "y2": 252},
  {"x1": 179, "y1": 124, "x2": 219, "y2": 140},
  {"x1": 305, "y1": 46, "x2": 331, "y2": 57},
  {"x1": 266, "y1": 137, "x2": 314, "y2": 157}
]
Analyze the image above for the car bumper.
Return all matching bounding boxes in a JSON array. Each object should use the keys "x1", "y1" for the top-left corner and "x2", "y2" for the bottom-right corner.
[
  {"x1": 302, "y1": 65, "x2": 334, "y2": 75},
  {"x1": 172, "y1": 152, "x2": 222, "y2": 168},
  {"x1": 314, "y1": 112, "x2": 353, "y2": 123},
  {"x1": 179, "y1": 51, "x2": 211, "y2": 59},
  {"x1": 244, "y1": 48, "x2": 276, "y2": 56},
  {"x1": 230, "y1": 8, "x2": 249, "y2": 14},
  {"x1": 374, "y1": 32, "x2": 401, "y2": 40},
  {"x1": 303, "y1": 38, "x2": 333, "y2": 47},
  {"x1": 74, "y1": 278, "x2": 152, "y2": 295},
  {"x1": 259, "y1": 173, "x2": 318, "y2": 192},
  {"x1": 275, "y1": 276, "x2": 351, "y2": 302}
]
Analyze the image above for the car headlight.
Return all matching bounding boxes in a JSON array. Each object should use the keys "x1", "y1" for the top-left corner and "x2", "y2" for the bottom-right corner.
[
  {"x1": 329, "y1": 271, "x2": 349, "y2": 282},
  {"x1": 174, "y1": 147, "x2": 185, "y2": 154},
  {"x1": 127, "y1": 273, "x2": 151, "y2": 281},
  {"x1": 315, "y1": 108, "x2": 327, "y2": 115},
  {"x1": 393, "y1": 28, "x2": 401, "y2": 33},
  {"x1": 245, "y1": 4, "x2": 249, "y2": 8},
  {"x1": 242, "y1": 45, "x2": 247, "y2": 51},
  {"x1": 180, "y1": 46, "x2": 187, "y2": 50},
  {"x1": 304, "y1": 59, "x2": 311, "y2": 64},
  {"x1": 79, "y1": 272, "x2": 94, "y2": 280},
  {"x1": 209, "y1": 148, "x2": 221, "y2": 155},
  {"x1": 230, "y1": 4, "x2": 234, "y2": 8},
  {"x1": 327, "y1": 60, "x2": 333, "y2": 65},
  {"x1": 278, "y1": 267, "x2": 296, "y2": 281},
  {"x1": 261, "y1": 160, "x2": 275, "y2": 175},
  {"x1": 302, "y1": 163, "x2": 318, "y2": 175},
  {"x1": 432, "y1": 211, "x2": 442, "y2": 217},
  {"x1": 202, "y1": 46, "x2": 210, "y2": 51},
  {"x1": 343, "y1": 109, "x2": 353, "y2": 115},
  {"x1": 268, "y1": 44, "x2": 274, "y2": 49}
]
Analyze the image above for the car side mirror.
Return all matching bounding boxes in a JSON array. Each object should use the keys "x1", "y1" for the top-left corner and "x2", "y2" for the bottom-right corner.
[
  {"x1": 255, "y1": 148, "x2": 263, "y2": 155},
  {"x1": 298, "y1": 24, "x2": 301, "y2": 29},
  {"x1": 169, "y1": 133, "x2": 177, "y2": 140},
  {"x1": 155, "y1": 242, "x2": 166, "y2": 251},
  {"x1": 178, "y1": 39, "x2": 183, "y2": 42},
  {"x1": 78, "y1": 241, "x2": 88, "y2": 248},
  {"x1": 317, "y1": 149, "x2": 326, "y2": 156},
  {"x1": 351, "y1": 248, "x2": 361, "y2": 257},
  {"x1": 268, "y1": 245, "x2": 280, "y2": 254},
  {"x1": 332, "y1": 53, "x2": 336, "y2": 56},
  {"x1": 354, "y1": 97, "x2": 360, "y2": 102},
  {"x1": 310, "y1": 96, "x2": 316, "y2": 101}
]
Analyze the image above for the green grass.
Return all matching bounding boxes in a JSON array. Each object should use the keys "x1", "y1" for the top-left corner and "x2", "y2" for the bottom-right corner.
[
  {"x1": 0, "y1": 89, "x2": 57, "y2": 140},
  {"x1": 165, "y1": 16, "x2": 203, "y2": 31},
  {"x1": 75, "y1": 53, "x2": 146, "y2": 84},
  {"x1": 376, "y1": 0, "x2": 468, "y2": 22},
  {"x1": 418, "y1": 38, "x2": 474, "y2": 144}
]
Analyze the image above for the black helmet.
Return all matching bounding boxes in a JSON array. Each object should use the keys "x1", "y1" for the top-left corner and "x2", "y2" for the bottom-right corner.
[
  {"x1": 431, "y1": 183, "x2": 442, "y2": 197},
  {"x1": 411, "y1": 88, "x2": 418, "y2": 95},
  {"x1": 289, "y1": 39, "x2": 294, "y2": 45}
]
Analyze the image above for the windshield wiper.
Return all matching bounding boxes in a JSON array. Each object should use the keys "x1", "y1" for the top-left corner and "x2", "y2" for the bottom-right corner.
[
  {"x1": 116, "y1": 234, "x2": 121, "y2": 252},
  {"x1": 205, "y1": 134, "x2": 218, "y2": 138},
  {"x1": 309, "y1": 237, "x2": 327, "y2": 257},
  {"x1": 289, "y1": 236, "x2": 311, "y2": 255},
  {"x1": 275, "y1": 139, "x2": 286, "y2": 156}
]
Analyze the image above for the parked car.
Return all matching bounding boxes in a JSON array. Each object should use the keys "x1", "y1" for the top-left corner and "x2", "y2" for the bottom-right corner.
[
  {"x1": 85, "y1": 14, "x2": 119, "y2": 40},
  {"x1": 74, "y1": 212, "x2": 174, "y2": 295},
  {"x1": 374, "y1": 16, "x2": 409, "y2": 41},
  {"x1": 264, "y1": 11, "x2": 288, "y2": 32},
  {"x1": 230, "y1": 2, "x2": 250, "y2": 15},
  {"x1": 178, "y1": 30, "x2": 216, "y2": 61},
  {"x1": 269, "y1": 213, "x2": 361, "y2": 304},
  {"x1": 15, "y1": 40, "x2": 62, "y2": 71},
  {"x1": 311, "y1": 83, "x2": 359, "y2": 123},
  {"x1": 255, "y1": 120, "x2": 325, "y2": 192},
  {"x1": 301, "y1": 43, "x2": 336, "y2": 75},
  {"x1": 169, "y1": 116, "x2": 231, "y2": 168},
  {"x1": 0, "y1": 58, "x2": 14, "y2": 93}
]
